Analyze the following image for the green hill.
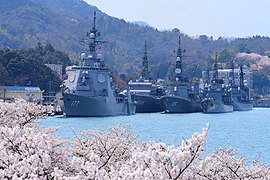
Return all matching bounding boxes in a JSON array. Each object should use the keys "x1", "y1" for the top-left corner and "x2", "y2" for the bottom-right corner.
[
  {"x1": 0, "y1": 43, "x2": 71, "y2": 92},
  {"x1": 1, "y1": 0, "x2": 270, "y2": 84}
]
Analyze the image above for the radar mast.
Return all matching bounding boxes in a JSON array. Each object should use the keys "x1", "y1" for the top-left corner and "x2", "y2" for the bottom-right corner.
[
  {"x1": 81, "y1": 11, "x2": 106, "y2": 66},
  {"x1": 141, "y1": 41, "x2": 151, "y2": 80},
  {"x1": 175, "y1": 35, "x2": 184, "y2": 82},
  {"x1": 213, "y1": 52, "x2": 219, "y2": 81},
  {"x1": 230, "y1": 60, "x2": 235, "y2": 87},
  {"x1": 239, "y1": 66, "x2": 245, "y2": 90}
]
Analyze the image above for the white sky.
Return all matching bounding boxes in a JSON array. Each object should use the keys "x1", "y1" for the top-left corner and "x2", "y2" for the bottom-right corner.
[{"x1": 84, "y1": 0, "x2": 270, "y2": 38}]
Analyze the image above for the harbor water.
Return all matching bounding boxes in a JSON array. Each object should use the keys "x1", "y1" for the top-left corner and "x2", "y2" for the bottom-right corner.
[{"x1": 38, "y1": 108, "x2": 270, "y2": 165}]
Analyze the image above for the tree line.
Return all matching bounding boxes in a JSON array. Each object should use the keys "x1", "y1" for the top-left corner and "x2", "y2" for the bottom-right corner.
[{"x1": 0, "y1": 43, "x2": 71, "y2": 92}]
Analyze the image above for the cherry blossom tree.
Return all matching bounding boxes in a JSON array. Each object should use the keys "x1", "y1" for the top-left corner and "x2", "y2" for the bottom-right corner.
[
  {"x1": 0, "y1": 100, "x2": 69, "y2": 179},
  {"x1": 112, "y1": 125, "x2": 208, "y2": 179},
  {"x1": 195, "y1": 148, "x2": 270, "y2": 179},
  {"x1": 69, "y1": 125, "x2": 140, "y2": 179},
  {"x1": 0, "y1": 99, "x2": 44, "y2": 127},
  {"x1": 0, "y1": 99, "x2": 269, "y2": 179}
]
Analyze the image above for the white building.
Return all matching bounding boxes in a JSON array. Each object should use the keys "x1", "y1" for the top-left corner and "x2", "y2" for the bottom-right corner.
[{"x1": 0, "y1": 86, "x2": 43, "y2": 103}]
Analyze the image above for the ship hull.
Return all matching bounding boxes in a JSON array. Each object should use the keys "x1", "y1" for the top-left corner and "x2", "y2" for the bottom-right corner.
[
  {"x1": 233, "y1": 101, "x2": 253, "y2": 111},
  {"x1": 62, "y1": 93, "x2": 136, "y2": 117},
  {"x1": 160, "y1": 96, "x2": 202, "y2": 113},
  {"x1": 202, "y1": 98, "x2": 233, "y2": 113},
  {"x1": 132, "y1": 94, "x2": 164, "y2": 113}
]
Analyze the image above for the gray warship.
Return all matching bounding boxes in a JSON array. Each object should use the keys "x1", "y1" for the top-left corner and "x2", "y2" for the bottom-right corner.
[
  {"x1": 128, "y1": 41, "x2": 166, "y2": 113},
  {"x1": 201, "y1": 55, "x2": 233, "y2": 113},
  {"x1": 160, "y1": 36, "x2": 202, "y2": 113},
  {"x1": 230, "y1": 63, "x2": 253, "y2": 111},
  {"x1": 61, "y1": 12, "x2": 136, "y2": 117}
]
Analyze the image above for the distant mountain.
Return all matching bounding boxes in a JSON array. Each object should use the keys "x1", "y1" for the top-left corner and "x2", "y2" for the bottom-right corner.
[{"x1": 1, "y1": 0, "x2": 270, "y2": 82}]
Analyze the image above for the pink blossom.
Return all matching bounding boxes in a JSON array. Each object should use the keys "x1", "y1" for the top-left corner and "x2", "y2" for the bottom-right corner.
[{"x1": 0, "y1": 100, "x2": 269, "y2": 179}]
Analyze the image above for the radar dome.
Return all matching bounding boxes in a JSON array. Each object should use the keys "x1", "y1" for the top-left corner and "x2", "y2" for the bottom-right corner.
[
  {"x1": 175, "y1": 68, "x2": 181, "y2": 74},
  {"x1": 177, "y1": 57, "x2": 180, "y2": 61},
  {"x1": 80, "y1": 53, "x2": 87, "y2": 59},
  {"x1": 90, "y1": 33, "x2": 95, "y2": 38},
  {"x1": 97, "y1": 54, "x2": 103, "y2": 59}
]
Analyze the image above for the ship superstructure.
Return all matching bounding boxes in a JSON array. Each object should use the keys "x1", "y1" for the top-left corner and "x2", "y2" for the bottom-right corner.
[
  {"x1": 160, "y1": 36, "x2": 202, "y2": 113},
  {"x1": 128, "y1": 41, "x2": 165, "y2": 113},
  {"x1": 61, "y1": 12, "x2": 136, "y2": 117},
  {"x1": 230, "y1": 63, "x2": 253, "y2": 111},
  {"x1": 201, "y1": 54, "x2": 233, "y2": 113}
]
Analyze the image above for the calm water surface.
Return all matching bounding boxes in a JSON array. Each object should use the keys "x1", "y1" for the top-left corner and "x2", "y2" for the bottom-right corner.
[{"x1": 38, "y1": 108, "x2": 270, "y2": 164}]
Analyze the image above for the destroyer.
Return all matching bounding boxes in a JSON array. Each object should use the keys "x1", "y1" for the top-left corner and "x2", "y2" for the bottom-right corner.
[
  {"x1": 201, "y1": 54, "x2": 233, "y2": 113},
  {"x1": 61, "y1": 12, "x2": 136, "y2": 117},
  {"x1": 230, "y1": 63, "x2": 253, "y2": 111},
  {"x1": 128, "y1": 41, "x2": 165, "y2": 113},
  {"x1": 160, "y1": 36, "x2": 202, "y2": 113}
]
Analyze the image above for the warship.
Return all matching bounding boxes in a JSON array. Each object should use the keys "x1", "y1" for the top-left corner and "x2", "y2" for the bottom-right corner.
[
  {"x1": 160, "y1": 36, "x2": 202, "y2": 113},
  {"x1": 128, "y1": 41, "x2": 166, "y2": 113},
  {"x1": 201, "y1": 54, "x2": 233, "y2": 113},
  {"x1": 230, "y1": 63, "x2": 253, "y2": 111},
  {"x1": 61, "y1": 12, "x2": 136, "y2": 117}
]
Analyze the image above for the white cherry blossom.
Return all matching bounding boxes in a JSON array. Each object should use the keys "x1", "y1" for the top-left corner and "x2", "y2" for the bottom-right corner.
[{"x1": 0, "y1": 100, "x2": 269, "y2": 179}]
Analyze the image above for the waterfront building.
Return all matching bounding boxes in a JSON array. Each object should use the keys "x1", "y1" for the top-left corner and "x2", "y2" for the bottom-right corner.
[{"x1": 0, "y1": 86, "x2": 43, "y2": 103}]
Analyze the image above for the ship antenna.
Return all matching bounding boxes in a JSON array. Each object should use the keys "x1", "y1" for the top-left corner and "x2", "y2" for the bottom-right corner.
[
  {"x1": 239, "y1": 65, "x2": 245, "y2": 90},
  {"x1": 175, "y1": 35, "x2": 183, "y2": 82},
  {"x1": 213, "y1": 52, "x2": 219, "y2": 80},
  {"x1": 93, "y1": 11, "x2": 96, "y2": 31},
  {"x1": 141, "y1": 41, "x2": 150, "y2": 80},
  {"x1": 86, "y1": 11, "x2": 98, "y2": 54},
  {"x1": 229, "y1": 59, "x2": 235, "y2": 87},
  {"x1": 144, "y1": 40, "x2": 147, "y2": 55},
  {"x1": 177, "y1": 35, "x2": 183, "y2": 59},
  {"x1": 84, "y1": 11, "x2": 105, "y2": 59}
]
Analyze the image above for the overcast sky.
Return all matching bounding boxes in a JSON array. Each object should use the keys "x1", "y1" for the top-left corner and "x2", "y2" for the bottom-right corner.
[{"x1": 84, "y1": 0, "x2": 270, "y2": 38}]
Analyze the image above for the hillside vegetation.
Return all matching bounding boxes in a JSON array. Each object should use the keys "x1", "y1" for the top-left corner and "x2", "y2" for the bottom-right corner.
[
  {"x1": 0, "y1": 43, "x2": 71, "y2": 91},
  {"x1": 1, "y1": 0, "x2": 270, "y2": 91}
]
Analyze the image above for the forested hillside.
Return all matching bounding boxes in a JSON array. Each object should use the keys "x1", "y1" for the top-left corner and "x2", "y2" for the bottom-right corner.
[
  {"x1": 0, "y1": 43, "x2": 71, "y2": 91},
  {"x1": 1, "y1": 0, "x2": 270, "y2": 91}
]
